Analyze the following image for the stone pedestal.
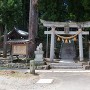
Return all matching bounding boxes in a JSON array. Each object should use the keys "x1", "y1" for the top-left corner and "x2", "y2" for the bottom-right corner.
[{"x1": 34, "y1": 51, "x2": 44, "y2": 62}]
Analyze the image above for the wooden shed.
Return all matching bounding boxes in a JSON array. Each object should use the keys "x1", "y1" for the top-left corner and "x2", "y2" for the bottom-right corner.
[{"x1": 7, "y1": 40, "x2": 31, "y2": 62}]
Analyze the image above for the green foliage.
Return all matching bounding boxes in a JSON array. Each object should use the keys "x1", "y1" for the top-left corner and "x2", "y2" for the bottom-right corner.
[
  {"x1": 38, "y1": 0, "x2": 90, "y2": 22},
  {"x1": 0, "y1": 0, "x2": 90, "y2": 37},
  {"x1": 0, "y1": 0, "x2": 25, "y2": 31},
  {"x1": 38, "y1": 0, "x2": 67, "y2": 21}
]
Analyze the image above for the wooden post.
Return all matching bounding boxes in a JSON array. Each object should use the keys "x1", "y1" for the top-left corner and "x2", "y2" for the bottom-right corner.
[
  {"x1": 50, "y1": 27, "x2": 55, "y2": 62},
  {"x1": 26, "y1": 42, "x2": 29, "y2": 58},
  {"x1": 11, "y1": 46, "x2": 13, "y2": 63},
  {"x1": 26, "y1": 42, "x2": 29, "y2": 64}
]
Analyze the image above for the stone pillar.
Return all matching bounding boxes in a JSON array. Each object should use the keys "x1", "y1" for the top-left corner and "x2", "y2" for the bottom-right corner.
[
  {"x1": 78, "y1": 28, "x2": 83, "y2": 61},
  {"x1": 89, "y1": 42, "x2": 90, "y2": 59},
  {"x1": 50, "y1": 27, "x2": 55, "y2": 62},
  {"x1": 30, "y1": 60, "x2": 35, "y2": 74},
  {"x1": 46, "y1": 27, "x2": 49, "y2": 58}
]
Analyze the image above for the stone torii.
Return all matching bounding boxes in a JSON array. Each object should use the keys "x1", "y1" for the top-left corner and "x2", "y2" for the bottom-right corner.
[{"x1": 41, "y1": 19, "x2": 89, "y2": 62}]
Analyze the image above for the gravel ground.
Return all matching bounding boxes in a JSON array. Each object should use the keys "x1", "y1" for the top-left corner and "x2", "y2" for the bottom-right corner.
[
  {"x1": 0, "y1": 70, "x2": 90, "y2": 90},
  {"x1": 0, "y1": 71, "x2": 39, "y2": 90}
]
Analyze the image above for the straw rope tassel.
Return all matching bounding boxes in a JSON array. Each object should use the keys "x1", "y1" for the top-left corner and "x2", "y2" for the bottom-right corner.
[
  {"x1": 57, "y1": 37, "x2": 60, "y2": 41},
  {"x1": 65, "y1": 39, "x2": 68, "y2": 43}
]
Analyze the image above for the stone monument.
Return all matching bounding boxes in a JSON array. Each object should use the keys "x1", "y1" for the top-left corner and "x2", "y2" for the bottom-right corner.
[
  {"x1": 59, "y1": 43, "x2": 76, "y2": 62},
  {"x1": 34, "y1": 43, "x2": 44, "y2": 62}
]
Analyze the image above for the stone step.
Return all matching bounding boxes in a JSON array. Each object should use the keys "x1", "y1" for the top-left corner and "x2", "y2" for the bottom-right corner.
[
  {"x1": 50, "y1": 62, "x2": 82, "y2": 66},
  {"x1": 50, "y1": 62, "x2": 83, "y2": 69},
  {"x1": 51, "y1": 65, "x2": 83, "y2": 69},
  {"x1": 0, "y1": 60, "x2": 9, "y2": 64}
]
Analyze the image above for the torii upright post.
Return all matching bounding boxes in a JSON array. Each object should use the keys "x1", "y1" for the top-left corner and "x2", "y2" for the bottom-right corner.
[
  {"x1": 78, "y1": 28, "x2": 83, "y2": 61},
  {"x1": 50, "y1": 27, "x2": 55, "y2": 62}
]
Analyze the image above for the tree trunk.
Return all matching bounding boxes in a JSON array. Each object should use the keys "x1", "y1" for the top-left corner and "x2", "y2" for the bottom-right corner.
[
  {"x1": 28, "y1": 0, "x2": 38, "y2": 57},
  {"x1": 3, "y1": 26, "x2": 7, "y2": 58},
  {"x1": 0, "y1": 24, "x2": 4, "y2": 42}
]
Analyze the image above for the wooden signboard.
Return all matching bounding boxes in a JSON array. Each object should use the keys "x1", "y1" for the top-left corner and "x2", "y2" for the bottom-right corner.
[{"x1": 12, "y1": 44, "x2": 27, "y2": 55}]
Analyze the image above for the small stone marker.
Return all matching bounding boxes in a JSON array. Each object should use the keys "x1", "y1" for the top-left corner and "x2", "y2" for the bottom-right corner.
[
  {"x1": 37, "y1": 79, "x2": 53, "y2": 84},
  {"x1": 30, "y1": 60, "x2": 35, "y2": 74}
]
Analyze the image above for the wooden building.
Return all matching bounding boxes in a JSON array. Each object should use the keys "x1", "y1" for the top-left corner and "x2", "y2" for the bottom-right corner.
[{"x1": 7, "y1": 27, "x2": 28, "y2": 40}]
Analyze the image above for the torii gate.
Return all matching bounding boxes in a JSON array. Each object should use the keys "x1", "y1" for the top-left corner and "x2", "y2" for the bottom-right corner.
[{"x1": 41, "y1": 20, "x2": 89, "y2": 62}]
